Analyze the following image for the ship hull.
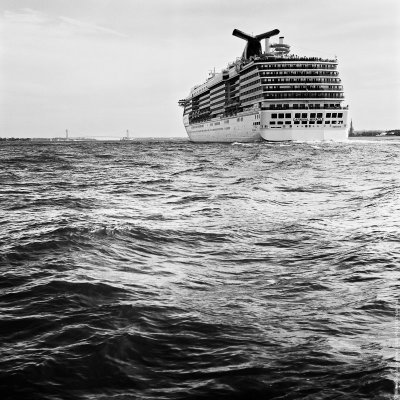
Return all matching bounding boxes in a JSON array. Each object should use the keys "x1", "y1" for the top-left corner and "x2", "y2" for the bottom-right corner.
[
  {"x1": 260, "y1": 127, "x2": 348, "y2": 142},
  {"x1": 187, "y1": 131, "x2": 261, "y2": 142},
  {"x1": 186, "y1": 127, "x2": 262, "y2": 143},
  {"x1": 184, "y1": 111, "x2": 348, "y2": 143},
  {"x1": 186, "y1": 127, "x2": 348, "y2": 143},
  {"x1": 184, "y1": 112, "x2": 262, "y2": 143}
]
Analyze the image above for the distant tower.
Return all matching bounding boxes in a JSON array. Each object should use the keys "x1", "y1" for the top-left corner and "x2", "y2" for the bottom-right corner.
[
  {"x1": 126, "y1": 129, "x2": 129, "y2": 140},
  {"x1": 349, "y1": 120, "x2": 354, "y2": 136}
]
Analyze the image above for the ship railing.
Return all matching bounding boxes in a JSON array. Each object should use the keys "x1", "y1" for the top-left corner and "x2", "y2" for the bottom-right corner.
[
  {"x1": 262, "y1": 104, "x2": 347, "y2": 110},
  {"x1": 260, "y1": 65, "x2": 337, "y2": 70},
  {"x1": 262, "y1": 87, "x2": 343, "y2": 92},
  {"x1": 226, "y1": 56, "x2": 337, "y2": 74},
  {"x1": 262, "y1": 71, "x2": 340, "y2": 77},
  {"x1": 255, "y1": 55, "x2": 337, "y2": 63},
  {"x1": 263, "y1": 93, "x2": 344, "y2": 98}
]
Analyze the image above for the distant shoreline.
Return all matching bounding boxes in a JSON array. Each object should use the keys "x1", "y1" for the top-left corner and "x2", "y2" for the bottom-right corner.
[
  {"x1": 349, "y1": 136, "x2": 400, "y2": 141},
  {"x1": 1, "y1": 136, "x2": 399, "y2": 143}
]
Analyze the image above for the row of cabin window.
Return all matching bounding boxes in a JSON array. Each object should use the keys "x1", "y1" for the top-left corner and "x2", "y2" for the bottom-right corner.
[
  {"x1": 204, "y1": 116, "x2": 258, "y2": 125},
  {"x1": 264, "y1": 93, "x2": 344, "y2": 99},
  {"x1": 210, "y1": 93, "x2": 225, "y2": 102},
  {"x1": 271, "y1": 112, "x2": 343, "y2": 119},
  {"x1": 264, "y1": 78, "x2": 341, "y2": 83},
  {"x1": 210, "y1": 86, "x2": 225, "y2": 96},
  {"x1": 240, "y1": 72, "x2": 259, "y2": 83},
  {"x1": 242, "y1": 94, "x2": 263, "y2": 104},
  {"x1": 241, "y1": 79, "x2": 261, "y2": 90},
  {"x1": 240, "y1": 70, "x2": 340, "y2": 85},
  {"x1": 269, "y1": 103, "x2": 341, "y2": 109},
  {"x1": 262, "y1": 85, "x2": 343, "y2": 90},
  {"x1": 241, "y1": 87, "x2": 262, "y2": 97},
  {"x1": 270, "y1": 120, "x2": 344, "y2": 125},
  {"x1": 260, "y1": 71, "x2": 339, "y2": 77}
]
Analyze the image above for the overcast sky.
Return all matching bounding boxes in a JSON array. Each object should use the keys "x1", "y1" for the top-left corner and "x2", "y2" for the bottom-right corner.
[{"x1": 1, "y1": 0, "x2": 399, "y2": 138}]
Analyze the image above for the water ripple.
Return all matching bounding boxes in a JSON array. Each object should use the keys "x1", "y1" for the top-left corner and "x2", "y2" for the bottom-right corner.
[{"x1": 0, "y1": 139, "x2": 399, "y2": 399}]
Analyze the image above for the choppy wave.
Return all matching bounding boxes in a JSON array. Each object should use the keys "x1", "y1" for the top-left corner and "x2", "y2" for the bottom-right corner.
[{"x1": 0, "y1": 139, "x2": 399, "y2": 399}]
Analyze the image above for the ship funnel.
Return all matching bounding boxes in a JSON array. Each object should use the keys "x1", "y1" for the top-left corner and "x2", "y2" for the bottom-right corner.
[
  {"x1": 264, "y1": 38, "x2": 270, "y2": 54},
  {"x1": 279, "y1": 36, "x2": 284, "y2": 44},
  {"x1": 232, "y1": 28, "x2": 280, "y2": 59}
]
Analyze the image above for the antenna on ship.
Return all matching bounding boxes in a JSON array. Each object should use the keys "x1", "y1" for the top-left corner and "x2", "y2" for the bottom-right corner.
[
  {"x1": 270, "y1": 37, "x2": 290, "y2": 56},
  {"x1": 232, "y1": 28, "x2": 280, "y2": 59}
]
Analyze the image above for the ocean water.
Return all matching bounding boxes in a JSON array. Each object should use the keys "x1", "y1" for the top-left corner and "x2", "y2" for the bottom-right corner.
[{"x1": 0, "y1": 138, "x2": 399, "y2": 400}]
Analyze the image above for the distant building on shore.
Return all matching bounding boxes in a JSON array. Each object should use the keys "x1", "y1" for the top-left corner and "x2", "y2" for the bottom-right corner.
[
  {"x1": 121, "y1": 130, "x2": 132, "y2": 141},
  {"x1": 349, "y1": 120, "x2": 354, "y2": 136},
  {"x1": 353, "y1": 130, "x2": 400, "y2": 137}
]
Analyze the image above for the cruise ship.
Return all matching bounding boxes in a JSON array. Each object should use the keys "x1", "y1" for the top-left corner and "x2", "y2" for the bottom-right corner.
[{"x1": 178, "y1": 29, "x2": 349, "y2": 142}]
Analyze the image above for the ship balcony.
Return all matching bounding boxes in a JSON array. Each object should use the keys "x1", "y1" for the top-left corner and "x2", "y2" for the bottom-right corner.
[
  {"x1": 262, "y1": 87, "x2": 343, "y2": 92},
  {"x1": 262, "y1": 79, "x2": 342, "y2": 84},
  {"x1": 262, "y1": 85, "x2": 343, "y2": 93},
  {"x1": 261, "y1": 71, "x2": 339, "y2": 77},
  {"x1": 225, "y1": 101, "x2": 240, "y2": 108},
  {"x1": 261, "y1": 104, "x2": 348, "y2": 110},
  {"x1": 263, "y1": 92, "x2": 345, "y2": 99},
  {"x1": 258, "y1": 65, "x2": 337, "y2": 71}
]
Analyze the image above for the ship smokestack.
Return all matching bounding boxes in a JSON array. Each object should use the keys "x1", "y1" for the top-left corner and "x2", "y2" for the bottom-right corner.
[
  {"x1": 279, "y1": 36, "x2": 284, "y2": 44},
  {"x1": 232, "y1": 28, "x2": 279, "y2": 59},
  {"x1": 264, "y1": 37, "x2": 270, "y2": 54}
]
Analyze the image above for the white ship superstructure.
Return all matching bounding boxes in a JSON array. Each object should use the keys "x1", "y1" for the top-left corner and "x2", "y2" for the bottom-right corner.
[{"x1": 178, "y1": 29, "x2": 349, "y2": 142}]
